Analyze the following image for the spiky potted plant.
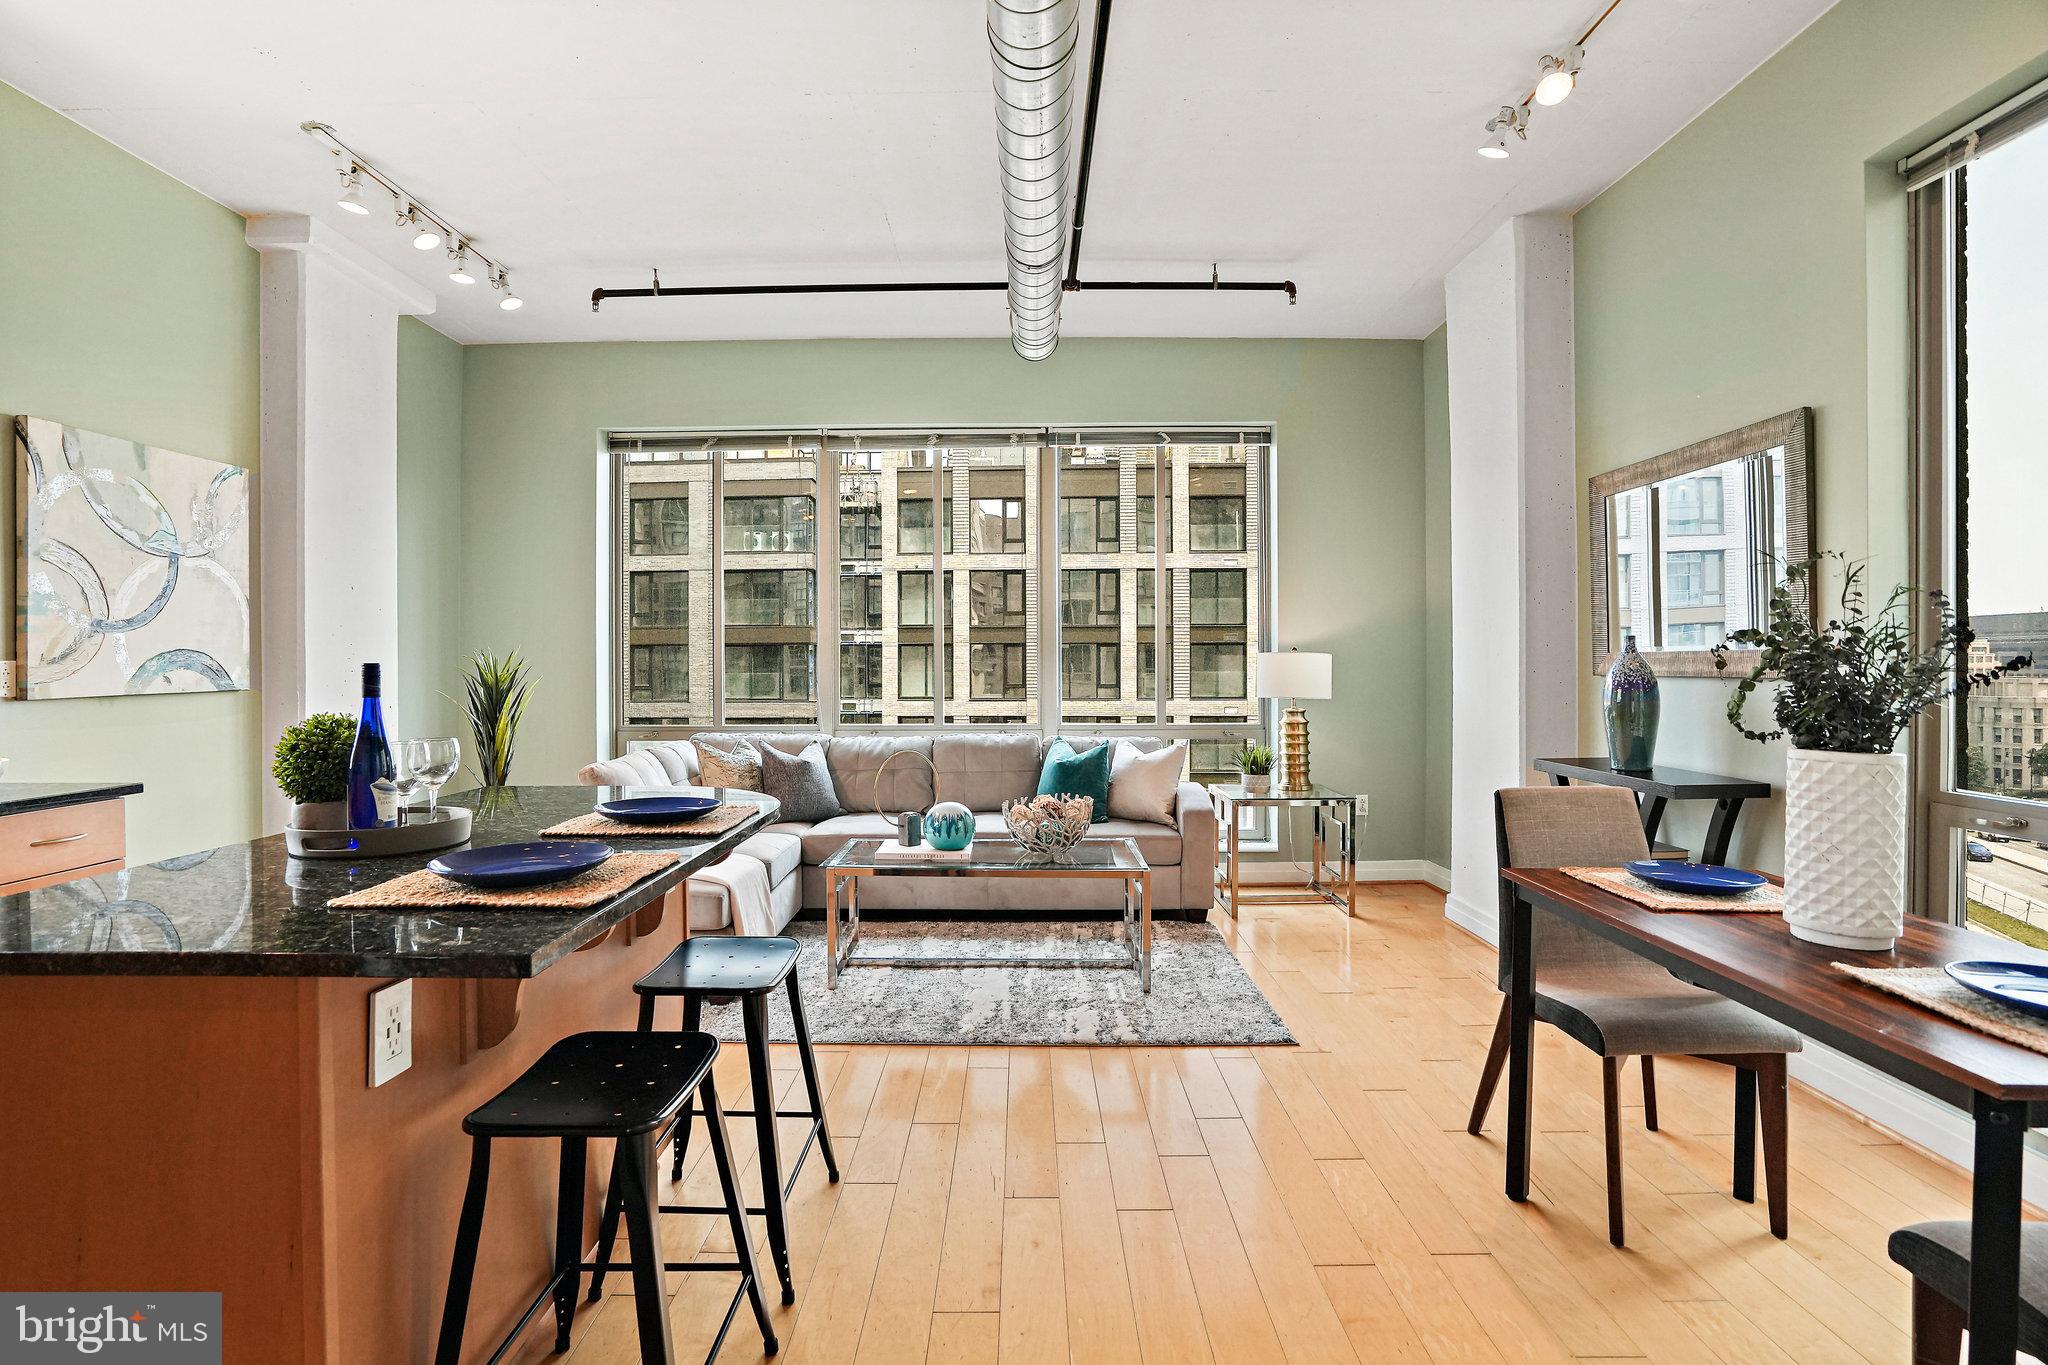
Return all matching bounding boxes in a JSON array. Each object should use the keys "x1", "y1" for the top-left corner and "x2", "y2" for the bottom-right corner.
[
  {"x1": 273, "y1": 712, "x2": 355, "y2": 830},
  {"x1": 458, "y1": 650, "x2": 534, "y2": 789},
  {"x1": 1713, "y1": 554, "x2": 2027, "y2": 950},
  {"x1": 1237, "y1": 742, "x2": 1276, "y2": 796}
]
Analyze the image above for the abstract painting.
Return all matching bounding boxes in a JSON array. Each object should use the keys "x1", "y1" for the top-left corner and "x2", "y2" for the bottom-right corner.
[{"x1": 14, "y1": 416, "x2": 250, "y2": 699}]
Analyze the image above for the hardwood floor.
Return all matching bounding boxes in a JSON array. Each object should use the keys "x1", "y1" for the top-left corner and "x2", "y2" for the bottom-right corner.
[{"x1": 547, "y1": 884, "x2": 1984, "y2": 1364}]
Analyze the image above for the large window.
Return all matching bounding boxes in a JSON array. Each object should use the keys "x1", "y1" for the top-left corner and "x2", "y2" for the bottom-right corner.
[
  {"x1": 611, "y1": 431, "x2": 1267, "y2": 742},
  {"x1": 1911, "y1": 93, "x2": 2048, "y2": 944}
]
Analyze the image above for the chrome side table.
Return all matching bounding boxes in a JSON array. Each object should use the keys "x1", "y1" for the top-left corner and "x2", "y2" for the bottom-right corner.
[{"x1": 1207, "y1": 784, "x2": 1363, "y2": 918}]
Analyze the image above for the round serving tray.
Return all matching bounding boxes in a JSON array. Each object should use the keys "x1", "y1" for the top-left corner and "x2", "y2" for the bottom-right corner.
[{"x1": 286, "y1": 806, "x2": 473, "y2": 860}]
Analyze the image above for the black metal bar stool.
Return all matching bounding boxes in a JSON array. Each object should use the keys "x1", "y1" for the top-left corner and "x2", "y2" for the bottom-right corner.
[
  {"x1": 589, "y1": 935, "x2": 838, "y2": 1308},
  {"x1": 434, "y1": 1030, "x2": 777, "y2": 1365}
]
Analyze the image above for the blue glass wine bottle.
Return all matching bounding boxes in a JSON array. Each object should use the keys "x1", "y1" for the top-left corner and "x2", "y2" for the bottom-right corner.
[
  {"x1": 1604, "y1": 634, "x2": 1661, "y2": 773},
  {"x1": 347, "y1": 663, "x2": 399, "y2": 829}
]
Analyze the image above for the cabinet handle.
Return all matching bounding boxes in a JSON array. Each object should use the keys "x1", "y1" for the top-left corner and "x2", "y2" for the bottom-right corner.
[{"x1": 28, "y1": 831, "x2": 89, "y2": 847}]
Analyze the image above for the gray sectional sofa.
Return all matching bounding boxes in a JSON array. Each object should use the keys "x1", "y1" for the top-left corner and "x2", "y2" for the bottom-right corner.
[{"x1": 580, "y1": 731, "x2": 1218, "y2": 930}]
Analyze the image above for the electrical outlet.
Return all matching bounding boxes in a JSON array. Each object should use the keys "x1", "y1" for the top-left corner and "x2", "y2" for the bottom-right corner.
[{"x1": 368, "y1": 979, "x2": 413, "y2": 1086}]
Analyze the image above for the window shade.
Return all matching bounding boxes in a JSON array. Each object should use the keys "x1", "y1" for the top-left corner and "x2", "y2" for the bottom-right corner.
[{"x1": 1901, "y1": 74, "x2": 2048, "y2": 191}]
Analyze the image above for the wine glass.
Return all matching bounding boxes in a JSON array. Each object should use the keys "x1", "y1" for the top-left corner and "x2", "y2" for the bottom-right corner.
[{"x1": 401, "y1": 737, "x2": 462, "y2": 819}]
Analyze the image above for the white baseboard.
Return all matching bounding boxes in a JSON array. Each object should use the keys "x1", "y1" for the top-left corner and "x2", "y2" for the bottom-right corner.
[
  {"x1": 1791, "y1": 1042, "x2": 2048, "y2": 1208},
  {"x1": 1231, "y1": 859, "x2": 1450, "y2": 888},
  {"x1": 1444, "y1": 893, "x2": 1497, "y2": 944}
]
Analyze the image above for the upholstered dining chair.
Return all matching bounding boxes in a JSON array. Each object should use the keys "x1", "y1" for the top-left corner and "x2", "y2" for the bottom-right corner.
[
  {"x1": 1467, "y1": 784, "x2": 1803, "y2": 1247},
  {"x1": 1889, "y1": 1220, "x2": 2048, "y2": 1364}
]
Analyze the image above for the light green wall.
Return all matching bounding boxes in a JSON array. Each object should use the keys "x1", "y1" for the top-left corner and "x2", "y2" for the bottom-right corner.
[
  {"x1": 1421, "y1": 324, "x2": 1451, "y2": 869},
  {"x1": 453, "y1": 337, "x2": 1434, "y2": 861},
  {"x1": 395, "y1": 317, "x2": 467, "y2": 745},
  {"x1": 0, "y1": 81, "x2": 261, "y2": 863},
  {"x1": 1574, "y1": 0, "x2": 2048, "y2": 869}
]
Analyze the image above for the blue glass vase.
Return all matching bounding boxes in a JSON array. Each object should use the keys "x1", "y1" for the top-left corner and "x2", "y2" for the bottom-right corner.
[{"x1": 1604, "y1": 634, "x2": 1660, "y2": 773}]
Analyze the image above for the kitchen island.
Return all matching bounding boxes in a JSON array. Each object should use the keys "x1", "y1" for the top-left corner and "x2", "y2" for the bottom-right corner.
[{"x1": 0, "y1": 785, "x2": 776, "y2": 1365}]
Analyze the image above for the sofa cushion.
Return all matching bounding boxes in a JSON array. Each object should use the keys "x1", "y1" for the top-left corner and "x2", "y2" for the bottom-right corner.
[
  {"x1": 798, "y1": 813, "x2": 902, "y2": 864},
  {"x1": 1038, "y1": 738, "x2": 1113, "y2": 822},
  {"x1": 695, "y1": 736, "x2": 763, "y2": 790},
  {"x1": 735, "y1": 831, "x2": 804, "y2": 886},
  {"x1": 1109, "y1": 740, "x2": 1187, "y2": 825},
  {"x1": 759, "y1": 742, "x2": 843, "y2": 823},
  {"x1": 690, "y1": 731, "x2": 822, "y2": 758},
  {"x1": 579, "y1": 748, "x2": 672, "y2": 787},
  {"x1": 933, "y1": 733, "x2": 1044, "y2": 810},
  {"x1": 824, "y1": 735, "x2": 934, "y2": 814},
  {"x1": 970, "y1": 812, "x2": 1183, "y2": 866}
]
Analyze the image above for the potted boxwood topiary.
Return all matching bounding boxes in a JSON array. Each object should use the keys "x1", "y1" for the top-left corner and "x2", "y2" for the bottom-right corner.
[
  {"x1": 1713, "y1": 554, "x2": 2027, "y2": 950},
  {"x1": 274, "y1": 712, "x2": 356, "y2": 830},
  {"x1": 1237, "y1": 741, "x2": 1276, "y2": 796}
]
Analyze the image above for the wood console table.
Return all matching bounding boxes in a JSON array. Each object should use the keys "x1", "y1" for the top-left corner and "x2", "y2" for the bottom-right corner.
[{"x1": 1534, "y1": 757, "x2": 1770, "y2": 865}]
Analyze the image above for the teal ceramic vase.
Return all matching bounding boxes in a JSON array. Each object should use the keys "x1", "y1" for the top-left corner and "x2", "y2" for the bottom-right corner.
[
  {"x1": 1604, "y1": 634, "x2": 1661, "y2": 772},
  {"x1": 925, "y1": 801, "x2": 976, "y2": 851}
]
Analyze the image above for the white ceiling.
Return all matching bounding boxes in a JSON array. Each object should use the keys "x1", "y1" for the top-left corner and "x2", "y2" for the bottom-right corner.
[{"x1": 0, "y1": 0, "x2": 1834, "y2": 345}]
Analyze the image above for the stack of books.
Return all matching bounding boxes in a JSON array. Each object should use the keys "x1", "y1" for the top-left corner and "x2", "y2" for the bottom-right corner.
[{"x1": 868, "y1": 841, "x2": 974, "y2": 863}]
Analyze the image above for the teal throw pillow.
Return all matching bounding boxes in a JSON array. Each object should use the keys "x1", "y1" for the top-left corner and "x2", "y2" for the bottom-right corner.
[{"x1": 1036, "y1": 738, "x2": 1112, "y2": 823}]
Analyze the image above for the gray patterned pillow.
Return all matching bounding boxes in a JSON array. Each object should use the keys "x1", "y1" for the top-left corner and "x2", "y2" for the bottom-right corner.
[{"x1": 758, "y1": 742, "x2": 843, "y2": 823}]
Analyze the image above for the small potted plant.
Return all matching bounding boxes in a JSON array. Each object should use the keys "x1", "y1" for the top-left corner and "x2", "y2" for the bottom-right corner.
[
  {"x1": 273, "y1": 712, "x2": 355, "y2": 830},
  {"x1": 456, "y1": 650, "x2": 533, "y2": 788},
  {"x1": 1714, "y1": 554, "x2": 2027, "y2": 950},
  {"x1": 1237, "y1": 742, "x2": 1276, "y2": 796}
]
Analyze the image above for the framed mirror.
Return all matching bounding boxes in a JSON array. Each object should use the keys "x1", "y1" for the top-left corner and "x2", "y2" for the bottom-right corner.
[{"x1": 1588, "y1": 407, "x2": 1813, "y2": 678}]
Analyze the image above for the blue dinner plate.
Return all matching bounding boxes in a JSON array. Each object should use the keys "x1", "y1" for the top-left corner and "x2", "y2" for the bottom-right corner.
[
  {"x1": 429, "y1": 841, "x2": 613, "y2": 889},
  {"x1": 1622, "y1": 860, "x2": 1767, "y2": 896},
  {"x1": 1944, "y1": 960, "x2": 2048, "y2": 1020},
  {"x1": 595, "y1": 795, "x2": 722, "y2": 824}
]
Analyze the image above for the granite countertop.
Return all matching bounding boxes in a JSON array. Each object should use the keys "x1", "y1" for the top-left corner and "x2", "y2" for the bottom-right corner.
[
  {"x1": 0, "y1": 786, "x2": 777, "y2": 979},
  {"x1": 0, "y1": 781, "x2": 144, "y2": 819}
]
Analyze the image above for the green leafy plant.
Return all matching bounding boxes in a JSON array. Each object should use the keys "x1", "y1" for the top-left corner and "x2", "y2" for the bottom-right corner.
[
  {"x1": 1236, "y1": 742, "x2": 1275, "y2": 776},
  {"x1": 271, "y1": 712, "x2": 355, "y2": 804},
  {"x1": 457, "y1": 650, "x2": 534, "y2": 787},
  {"x1": 1711, "y1": 553, "x2": 2028, "y2": 753}
]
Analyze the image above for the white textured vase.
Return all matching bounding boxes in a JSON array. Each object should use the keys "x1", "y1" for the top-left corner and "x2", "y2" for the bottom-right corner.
[{"x1": 1782, "y1": 748, "x2": 1909, "y2": 951}]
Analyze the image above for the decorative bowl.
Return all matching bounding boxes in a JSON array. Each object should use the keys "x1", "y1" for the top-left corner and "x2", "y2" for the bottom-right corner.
[
  {"x1": 925, "y1": 800, "x2": 976, "y2": 852},
  {"x1": 1622, "y1": 859, "x2": 1766, "y2": 896},
  {"x1": 429, "y1": 840, "x2": 613, "y2": 889},
  {"x1": 1002, "y1": 794, "x2": 1093, "y2": 864},
  {"x1": 595, "y1": 794, "x2": 721, "y2": 824}
]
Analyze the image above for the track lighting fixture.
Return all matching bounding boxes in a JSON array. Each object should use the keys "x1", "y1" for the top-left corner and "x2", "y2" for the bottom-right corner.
[
  {"x1": 491, "y1": 267, "x2": 522, "y2": 310},
  {"x1": 300, "y1": 121, "x2": 518, "y2": 315},
  {"x1": 1478, "y1": 105, "x2": 1525, "y2": 158},
  {"x1": 1534, "y1": 46, "x2": 1584, "y2": 106},
  {"x1": 400, "y1": 202, "x2": 441, "y2": 251},
  {"x1": 336, "y1": 165, "x2": 371, "y2": 214}
]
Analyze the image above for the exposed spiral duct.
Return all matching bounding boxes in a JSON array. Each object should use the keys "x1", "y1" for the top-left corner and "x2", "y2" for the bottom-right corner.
[{"x1": 989, "y1": 0, "x2": 1080, "y2": 362}]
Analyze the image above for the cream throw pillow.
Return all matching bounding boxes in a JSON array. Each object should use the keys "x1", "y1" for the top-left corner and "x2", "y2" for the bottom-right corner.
[
  {"x1": 1109, "y1": 740, "x2": 1187, "y2": 825},
  {"x1": 695, "y1": 737, "x2": 763, "y2": 792}
]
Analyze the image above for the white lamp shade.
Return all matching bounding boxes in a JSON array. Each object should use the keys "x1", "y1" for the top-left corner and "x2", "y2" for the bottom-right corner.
[{"x1": 1256, "y1": 650, "x2": 1331, "y2": 700}]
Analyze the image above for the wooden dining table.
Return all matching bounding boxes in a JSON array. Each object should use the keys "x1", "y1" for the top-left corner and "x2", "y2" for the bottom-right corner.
[{"x1": 1500, "y1": 867, "x2": 2048, "y2": 1364}]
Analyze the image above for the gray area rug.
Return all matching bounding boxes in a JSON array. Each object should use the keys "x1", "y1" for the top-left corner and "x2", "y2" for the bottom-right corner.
[{"x1": 693, "y1": 918, "x2": 1294, "y2": 1047}]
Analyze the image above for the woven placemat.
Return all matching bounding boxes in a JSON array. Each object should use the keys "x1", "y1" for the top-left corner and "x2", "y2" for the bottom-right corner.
[
  {"x1": 1833, "y1": 963, "x2": 2048, "y2": 1057},
  {"x1": 327, "y1": 852, "x2": 678, "y2": 911},
  {"x1": 1562, "y1": 865, "x2": 1784, "y2": 913},
  {"x1": 540, "y1": 803, "x2": 765, "y2": 838}
]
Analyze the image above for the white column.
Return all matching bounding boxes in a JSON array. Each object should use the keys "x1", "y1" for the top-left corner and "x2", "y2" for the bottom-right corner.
[
  {"x1": 247, "y1": 214, "x2": 436, "y2": 831},
  {"x1": 1444, "y1": 214, "x2": 1579, "y2": 939}
]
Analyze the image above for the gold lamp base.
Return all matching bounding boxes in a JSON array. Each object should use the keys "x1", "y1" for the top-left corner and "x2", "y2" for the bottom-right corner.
[{"x1": 1278, "y1": 704, "x2": 1313, "y2": 795}]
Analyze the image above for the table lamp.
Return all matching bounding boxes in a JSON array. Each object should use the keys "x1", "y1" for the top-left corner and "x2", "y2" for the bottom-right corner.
[{"x1": 1256, "y1": 649, "x2": 1332, "y2": 796}]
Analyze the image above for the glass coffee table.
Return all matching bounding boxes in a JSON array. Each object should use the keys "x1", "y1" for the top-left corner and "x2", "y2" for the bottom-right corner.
[{"x1": 816, "y1": 838, "x2": 1152, "y2": 991}]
